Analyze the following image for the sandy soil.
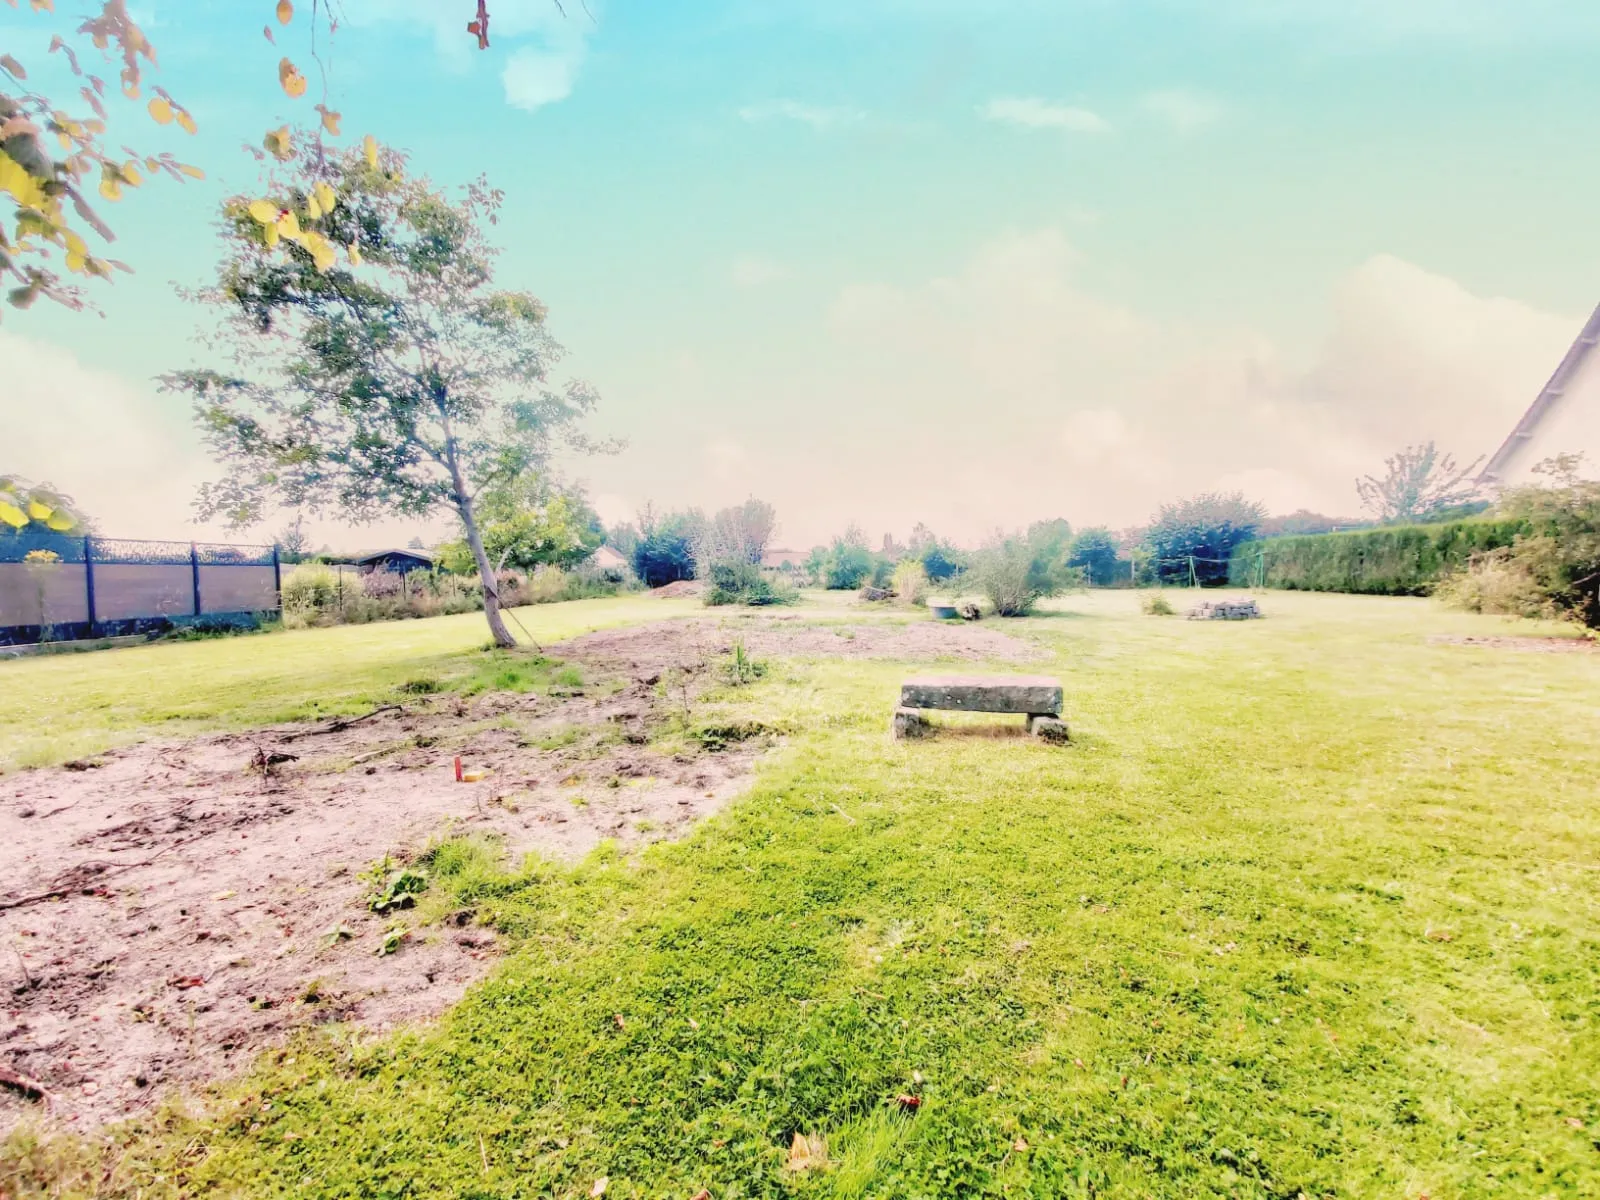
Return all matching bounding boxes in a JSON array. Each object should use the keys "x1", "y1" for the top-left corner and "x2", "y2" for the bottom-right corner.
[
  {"x1": 1430, "y1": 634, "x2": 1598, "y2": 654},
  {"x1": 0, "y1": 615, "x2": 1035, "y2": 1132}
]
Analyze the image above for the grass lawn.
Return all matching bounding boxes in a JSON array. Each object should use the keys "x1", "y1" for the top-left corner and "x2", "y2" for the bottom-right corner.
[
  {"x1": 0, "y1": 595, "x2": 698, "y2": 772},
  {"x1": 6, "y1": 591, "x2": 1599, "y2": 1197}
]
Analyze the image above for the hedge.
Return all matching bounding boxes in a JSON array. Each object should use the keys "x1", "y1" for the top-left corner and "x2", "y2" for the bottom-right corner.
[{"x1": 1227, "y1": 518, "x2": 1528, "y2": 595}]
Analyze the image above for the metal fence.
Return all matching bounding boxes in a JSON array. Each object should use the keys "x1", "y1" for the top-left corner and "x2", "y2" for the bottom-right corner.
[{"x1": 0, "y1": 533, "x2": 281, "y2": 646}]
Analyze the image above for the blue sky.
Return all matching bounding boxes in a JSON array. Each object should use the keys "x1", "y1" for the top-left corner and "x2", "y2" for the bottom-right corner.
[{"x1": 6, "y1": 0, "x2": 1600, "y2": 549}]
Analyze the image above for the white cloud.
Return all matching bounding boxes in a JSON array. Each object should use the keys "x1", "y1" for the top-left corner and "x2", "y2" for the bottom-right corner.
[
  {"x1": 823, "y1": 232, "x2": 1587, "y2": 532},
  {"x1": 729, "y1": 255, "x2": 792, "y2": 288},
  {"x1": 738, "y1": 100, "x2": 864, "y2": 130},
  {"x1": 340, "y1": 0, "x2": 598, "y2": 110},
  {"x1": 981, "y1": 97, "x2": 1110, "y2": 134},
  {"x1": 1143, "y1": 88, "x2": 1222, "y2": 131},
  {"x1": 1, "y1": 332, "x2": 217, "y2": 541}
]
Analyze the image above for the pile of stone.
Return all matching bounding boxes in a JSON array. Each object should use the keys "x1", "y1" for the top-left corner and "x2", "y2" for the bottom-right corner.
[{"x1": 1187, "y1": 598, "x2": 1262, "y2": 621}]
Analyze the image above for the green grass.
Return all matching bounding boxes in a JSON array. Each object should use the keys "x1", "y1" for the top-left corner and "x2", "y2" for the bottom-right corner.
[
  {"x1": 0, "y1": 595, "x2": 696, "y2": 771},
  {"x1": 5, "y1": 592, "x2": 1599, "y2": 1197}
]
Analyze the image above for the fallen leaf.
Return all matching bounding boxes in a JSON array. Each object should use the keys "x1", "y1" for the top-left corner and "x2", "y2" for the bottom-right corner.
[
  {"x1": 589, "y1": 1178, "x2": 608, "y2": 1198},
  {"x1": 689, "y1": 1192, "x2": 711, "y2": 1200},
  {"x1": 1012, "y1": 1136, "x2": 1029, "y2": 1152},
  {"x1": 1073, "y1": 1058, "x2": 1086, "y2": 1070},
  {"x1": 787, "y1": 1131, "x2": 827, "y2": 1172},
  {"x1": 895, "y1": 1094, "x2": 921, "y2": 1111},
  {"x1": 168, "y1": 975, "x2": 205, "y2": 990},
  {"x1": 613, "y1": 1013, "x2": 626, "y2": 1030},
  {"x1": 1566, "y1": 1116, "x2": 1585, "y2": 1129}
]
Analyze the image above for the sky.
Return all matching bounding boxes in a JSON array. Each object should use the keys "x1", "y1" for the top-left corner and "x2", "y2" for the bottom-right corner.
[{"x1": 5, "y1": 0, "x2": 1600, "y2": 553}]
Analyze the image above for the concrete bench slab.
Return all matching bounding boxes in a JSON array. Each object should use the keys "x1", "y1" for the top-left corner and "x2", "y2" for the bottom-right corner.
[{"x1": 899, "y1": 675, "x2": 1063, "y2": 716}]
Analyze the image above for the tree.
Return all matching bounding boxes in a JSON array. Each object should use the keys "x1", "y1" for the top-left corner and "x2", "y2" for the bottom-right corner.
[
  {"x1": 0, "y1": 475, "x2": 88, "y2": 536},
  {"x1": 438, "y1": 479, "x2": 603, "y2": 575},
  {"x1": 1, "y1": 2, "x2": 542, "y2": 321},
  {"x1": 276, "y1": 513, "x2": 310, "y2": 563},
  {"x1": 1067, "y1": 526, "x2": 1121, "y2": 586},
  {"x1": 606, "y1": 520, "x2": 641, "y2": 562},
  {"x1": 633, "y1": 508, "x2": 701, "y2": 588},
  {"x1": 695, "y1": 498, "x2": 778, "y2": 569},
  {"x1": 1142, "y1": 492, "x2": 1265, "y2": 586},
  {"x1": 908, "y1": 522, "x2": 964, "y2": 582},
  {"x1": 1258, "y1": 510, "x2": 1368, "y2": 538},
  {"x1": 164, "y1": 137, "x2": 603, "y2": 648},
  {"x1": 1357, "y1": 442, "x2": 1484, "y2": 525},
  {"x1": 961, "y1": 531, "x2": 1083, "y2": 616},
  {"x1": 821, "y1": 523, "x2": 874, "y2": 590}
]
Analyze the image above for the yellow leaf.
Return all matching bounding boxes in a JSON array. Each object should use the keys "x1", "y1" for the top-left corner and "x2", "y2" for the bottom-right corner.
[
  {"x1": 264, "y1": 126, "x2": 293, "y2": 160},
  {"x1": 65, "y1": 249, "x2": 87, "y2": 272},
  {"x1": 313, "y1": 180, "x2": 337, "y2": 213},
  {"x1": 0, "y1": 150, "x2": 47, "y2": 208},
  {"x1": 46, "y1": 512, "x2": 76, "y2": 532},
  {"x1": 99, "y1": 175, "x2": 122, "y2": 201},
  {"x1": 176, "y1": 108, "x2": 197, "y2": 135},
  {"x1": 122, "y1": 162, "x2": 142, "y2": 186},
  {"x1": 278, "y1": 57, "x2": 307, "y2": 99},
  {"x1": 264, "y1": 223, "x2": 280, "y2": 248},
  {"x1": 305, "y1": 192, "x2": 322, "y2": 220},
  {"x1": 276, "y1": 0, "x2": 294, "y2": 24},
  {"x1": 247, "y1": 199, "x2": 278, "y2": 225},
  {"x1": 276, "y1": 209, "x2": 301, "y2": 238},
  {"x1": 26, "y1": 499, "x2": 52, "y2": 520},
  {"x1": 63, "y1": 229, "x2": 88, "y2": 258},
  {"x1": 319, "y1": 107, "x2": 341, "y2": 135},
  {"x1": 363, "y1": 134, "x2": 378, "y2": 169},
  {"x1": 347, "y1": 240, "x2": 362, "y2": 267},
  {"x1": 179, "y1": 163, "x2": 205, "y2": 179},
  {"x1": 0, "y1": 502, "x2": 27, "y2": 529},
  {"x1": 147, "y1": 95, "x2": 174, "y2": 124}
]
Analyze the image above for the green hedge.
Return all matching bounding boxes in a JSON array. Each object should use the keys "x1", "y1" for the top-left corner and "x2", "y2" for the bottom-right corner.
[{"x1": 1227, "y1": 519, "x2": 1528, "y2": 595}]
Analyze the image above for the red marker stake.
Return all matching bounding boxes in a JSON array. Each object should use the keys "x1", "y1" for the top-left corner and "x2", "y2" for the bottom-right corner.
[{"x1": 453, "y1": 756, "x2": 463, "y2": 782}]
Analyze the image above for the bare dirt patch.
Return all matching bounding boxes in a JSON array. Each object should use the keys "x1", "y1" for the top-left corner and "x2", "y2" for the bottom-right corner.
[
  {"x1": 0, "y1": 615, "x2": 1032, "y2": 1132},
  {"x1": 1430, "y1": 634, "x2": 1598, "y2": 654}
]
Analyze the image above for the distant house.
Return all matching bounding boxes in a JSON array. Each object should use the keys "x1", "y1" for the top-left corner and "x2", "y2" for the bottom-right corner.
[
  {"x1": 590, "y1": 545, "x2": 630, "y2": 574},
  {"x1": 762, "y1": 548, "x2": 806, "y2": 570},
  {"x1": 351, "y1": 548, "x2": 434, "y2": 575}
]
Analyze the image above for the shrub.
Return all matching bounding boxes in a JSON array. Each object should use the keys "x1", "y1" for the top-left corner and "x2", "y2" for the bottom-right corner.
[
  {"x1": 1141, "y1": 592, "x2": 1175, "y2": 616},
  {"x1": 1230, "y1": 517, "x2": 1528, "y2": 595},
  {"x1": 704, "y1": 559, "x2": 797, "y2": 607},
  {"x1": 822, "y1": 525, "x2": 875, "y2": 590},
  {"x1": 960, "y1": 532, "x2": 1085, "y2": 617},
  {"x1": 1436, "y1": 458, "x2": 1600, "y2": 628},
  {"x1": 282, "y1": 565, "x2": 338, "y2": 614},
  {"x1": 634, "y1": 511, "x2": 701, "y2": 587},
  {"x1": 891, "y1": 559, "x2": 929, "y2": 606}
]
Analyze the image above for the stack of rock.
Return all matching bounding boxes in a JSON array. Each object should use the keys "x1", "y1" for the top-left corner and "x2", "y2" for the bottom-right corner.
[{"x1": 1186, "y1": 598, "x2": 1262, "y2": 621}]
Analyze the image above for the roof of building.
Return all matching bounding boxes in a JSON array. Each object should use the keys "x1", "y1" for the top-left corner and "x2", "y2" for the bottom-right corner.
[
  {"x1": 350, "y1": 548, "x2": 435, "y2": 565},
  {"x1": 591, "y1": 545, "x2": 629, "y2": 569}
]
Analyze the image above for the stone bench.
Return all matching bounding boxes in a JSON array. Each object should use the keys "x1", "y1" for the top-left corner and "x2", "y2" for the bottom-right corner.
[{"x1": 893, "y1": 674, "x2": 1068, "y2": 743}]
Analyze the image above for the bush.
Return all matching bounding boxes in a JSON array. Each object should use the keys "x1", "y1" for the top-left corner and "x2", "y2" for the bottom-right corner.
[
  {"x1": 281, "y1": 565, "x2": 338, "y2": 614},
  {"x1": 634, "y1": 512, "x2": 700, "y2": 587},
  {"x1": 960, "y1": 533, "x2": 1085, "y2": 617},
  {"x1": 1436, "y1": 458, "x2": 1600, "y2": 628},
  {"x1": 1141, "y1": 592, "x2": 1175, "y2": 616},
  {"x1": 821, "y1": 526, "x2": 875, "y2": 590},
  {"x1": 891, "y1": 559, "x2": 929, "y2": 606},
  {"x1": 704, "y1": 559, "x2": 798, "y2": 607},
  {"x1": 1230, "y1": 517, "x2": 1528, "y2": 595}
]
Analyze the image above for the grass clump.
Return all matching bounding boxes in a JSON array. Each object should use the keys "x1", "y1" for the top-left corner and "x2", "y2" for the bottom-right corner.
[{"x1": 1141, "y1": 591, "x2": 1176, "y2": 615}]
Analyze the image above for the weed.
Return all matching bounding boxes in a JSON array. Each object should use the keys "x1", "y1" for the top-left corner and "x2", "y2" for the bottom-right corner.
[
  {"x1": 398, "y1": 677, "x2": 442, "y2": 695},
  {"x1": 1141, "y1": 591, "x2": 1176, "y2": 616},
  {"x1": 723, "y1": 640, "x2": 768, "y2": 687},
  {"x1": 364, "y1": 857, "x2": 429, "y2": 914},
  {"x1": 376, "y1": 925, "x2": 409, "y2": 956}
]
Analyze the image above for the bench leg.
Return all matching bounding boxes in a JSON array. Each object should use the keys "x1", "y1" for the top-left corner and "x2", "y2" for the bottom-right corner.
[
  {"x1": 892, "y1": 706, "x2": 933, "y2": 740},
  {"x1": 1027, "y1": 714, "x2": 1070, "y2": 744}
]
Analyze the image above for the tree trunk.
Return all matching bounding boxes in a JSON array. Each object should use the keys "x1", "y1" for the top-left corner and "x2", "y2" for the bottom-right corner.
[{"x1": 444, "y1": 458, "x2": 517, "y2": 650}]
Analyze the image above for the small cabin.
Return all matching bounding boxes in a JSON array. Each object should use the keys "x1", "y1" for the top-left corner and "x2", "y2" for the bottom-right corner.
[{"x1": 352, "y1": 549, "x2": 435, "y2": 576}]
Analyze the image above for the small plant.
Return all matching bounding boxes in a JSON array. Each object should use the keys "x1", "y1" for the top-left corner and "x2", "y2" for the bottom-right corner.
[
  {"x1": 723, "y1": 640, "x2": 768, "y2": 686},
  {"x1": 891, "y1": 560, "x2": 929, "y2": 607},
  {"x1": 322, "y1": 924, "x2": 354, "y2": 947},
  {"x1": 365, "y1": 857, "x2": 429, "y2": 914},
  {"x1": 376, "y1": 925, "x2": 410, "y2": 956},
  {"x1": 1142, "y1": 592, "x2": 1175, "y2": 616},
  {"x1": 398, "y1": 677, "x2": 442, "y2": 695}
]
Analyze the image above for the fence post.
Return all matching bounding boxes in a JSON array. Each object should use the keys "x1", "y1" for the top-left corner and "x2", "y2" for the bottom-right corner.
[
  {"x1": 272, "y1": 544, "x2": 282, "y2": 613},
  {"x1": 83, "y1": 535, "x2": 97, "y2": 634},
  {"x1": 190, "y1": 543, "x2": 202, "y2": 617}
]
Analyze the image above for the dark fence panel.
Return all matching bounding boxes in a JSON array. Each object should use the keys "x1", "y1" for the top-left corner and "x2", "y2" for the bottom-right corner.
[{"x1": 0, "y1": 535, "x2": 280, "y2": 647}]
